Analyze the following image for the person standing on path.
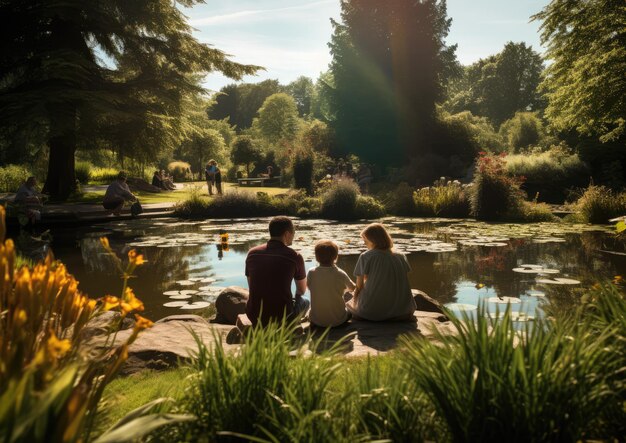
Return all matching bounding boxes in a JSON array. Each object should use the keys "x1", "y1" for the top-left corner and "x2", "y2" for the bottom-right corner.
[{"x1": 245, "y1": 216, "x2": 309, "y2": 326}]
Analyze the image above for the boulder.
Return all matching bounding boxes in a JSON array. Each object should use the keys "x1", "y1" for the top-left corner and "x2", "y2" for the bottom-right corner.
[
  {"x1": 78, "y1": 311, "x2": 135, "y2": 341},
  {"x1": 412, "y1": 289, "x2": 447, "y2": 319},
  {"x1": 214, "y1": 286, "x2": 249, "y2": 325},
  {"x1": 112, "y1": 315, "x2": 235, "y2": 375}
]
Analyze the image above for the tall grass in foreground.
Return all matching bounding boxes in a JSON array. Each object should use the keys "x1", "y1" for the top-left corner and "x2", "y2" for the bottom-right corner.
[
  {"x1": 160, "y1": 284, "x2": 626, "y2": 442},
  {"x1": 402, "y1": 303, "x2": 625, "y2": 442}
]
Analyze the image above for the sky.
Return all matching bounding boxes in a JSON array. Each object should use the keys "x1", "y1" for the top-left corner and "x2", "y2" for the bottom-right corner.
[{"x1": 184, "y1": 0, "x2": 550, "y2": 92}]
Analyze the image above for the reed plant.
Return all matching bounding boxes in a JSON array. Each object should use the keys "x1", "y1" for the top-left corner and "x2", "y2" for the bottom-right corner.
[
  {"x1": 574, "y1": 185, "x2": 626, "y2": 223},
  {"x1": 413, "y1": 178, "x2": 470, "y2": 218},
  {"x1": 0, "y1": 207, "x2": 189, "y2": 442}
]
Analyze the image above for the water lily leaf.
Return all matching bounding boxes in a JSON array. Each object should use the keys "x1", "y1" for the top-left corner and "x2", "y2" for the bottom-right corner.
[
  {"x1": 163, "y1": 291, "x2": 180, "y2": 296},
  {"x1": 487, "y1": 297, "x2": 521, "y2": 304},
  {"x1": 180, "y1": 301, "x2": 211, "y2": 310},
  {"x1": 168, "y1": 294, "x2": 192, "y2": 300},
  {"x1": 163, "y1": 301, "x2": 189, "y2": 307},
  {"x1": 536, "y1": 277, "x2": 581, "y2": 285},
  {"x1": 176, "y1": 280, "x2": 195, "y2": 286},
  {"x1": 445, "y1": 303, "x2": 477, "y2": 311}
]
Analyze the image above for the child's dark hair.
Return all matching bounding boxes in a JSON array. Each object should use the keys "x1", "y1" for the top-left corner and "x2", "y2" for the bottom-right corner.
[{"x1": 315, "y1": 240, "x2": 338, "y2": 266}]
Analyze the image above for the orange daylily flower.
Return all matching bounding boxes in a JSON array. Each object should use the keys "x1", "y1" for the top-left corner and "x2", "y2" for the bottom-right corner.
[
  {"x1": 120, "y1": 287, "x2": 144, "y2": 313},
  {"x1": 102, "y1": 295, "x2": 120, "y2": 311},
  {"x1": 47, "y1": 332, "x2": 71, "y2": 360},
  {"x1": 100, "y1": 237, "x2": 110, "y2": 249},
  {"x1": 134, "y1": 314, "x2": 154, "y2": 330},
  {"x1": 128, "y1": 250, "x2": 146, "y2": 266}
]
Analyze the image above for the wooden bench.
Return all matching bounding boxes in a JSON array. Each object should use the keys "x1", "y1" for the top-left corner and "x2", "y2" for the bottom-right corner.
[{"x1": 237, "y1": 176, "x2": 281, "y2": 187}]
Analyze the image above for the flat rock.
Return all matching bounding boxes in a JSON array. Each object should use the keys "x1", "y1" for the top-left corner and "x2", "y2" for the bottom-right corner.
[
  {"x1": 214, "y1": 286, "x2": 249, "y2": 325},
  {"x1": 108, "y1": 311, "x2": 455, "y2": 374}
]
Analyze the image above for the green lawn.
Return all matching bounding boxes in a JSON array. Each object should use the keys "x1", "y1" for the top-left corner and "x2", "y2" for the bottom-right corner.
[{"x1": 71, "y1": 182, "x2": 290, "y2": 205}]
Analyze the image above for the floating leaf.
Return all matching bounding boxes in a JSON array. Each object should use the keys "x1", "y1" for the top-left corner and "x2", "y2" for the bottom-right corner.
[
  {"x1": 180, "y1": 302, "x2": 211, "y2": 310},
  {"x1": 445, "y1": 303, "x2": 477, "y2": 311},
  {"x1": 163, "y1": 301, "x2": 188, "y2": 308},
  {"x1": 487, "y1": 297, "x2": 521, "y2": 304}
]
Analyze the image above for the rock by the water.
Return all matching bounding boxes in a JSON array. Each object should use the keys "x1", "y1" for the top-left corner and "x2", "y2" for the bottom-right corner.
[
  {"x1": 78, "y1": 311, "x2": 135, "y2": 341},
  {"x1": 214, "y1": 286, "x2": 249, "y2": 325},
  {"x1": 412, "y1": 289, "x2": 448, "y2": 320}
]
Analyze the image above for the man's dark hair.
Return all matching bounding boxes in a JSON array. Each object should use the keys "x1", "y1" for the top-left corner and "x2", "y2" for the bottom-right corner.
[{"x1": 269, "y1": 216, "x2": 294, "y2": 237}]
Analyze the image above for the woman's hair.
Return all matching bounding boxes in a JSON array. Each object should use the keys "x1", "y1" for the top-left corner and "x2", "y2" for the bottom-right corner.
[
  {"x1": 315, "y1": 240, "x2": 338, "y2": 266},
  {"x1": 361, "y1": 223, "x2": 393, "y2": 250}
]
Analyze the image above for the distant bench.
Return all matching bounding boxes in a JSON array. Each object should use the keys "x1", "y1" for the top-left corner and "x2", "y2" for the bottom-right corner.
[{"x1": 237, "y1": 176, "x2": 282, "y2": 187}]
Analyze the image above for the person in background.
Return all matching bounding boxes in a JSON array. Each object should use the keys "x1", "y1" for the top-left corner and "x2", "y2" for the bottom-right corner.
[
  {"x1": 357, "y1": 163, "x2": 373, "y2": 194},
  {"x1": 152, "y1": 170, "x2": 164, "y2": 189},
  {"x1": 160, "y1": 170, "x2": 176, "y2": 190},
  {"x1": 347, "y1": 223, "x2": 416, "y2": 322},
  {"x1": 307, "y1": 240, "x2": 355, "y2": 328},
  {"x1": 245, "y1": 216, "x2": 309, "y2": 326},
  {"x1": 102, "y1": 171, "x2": 136, "y2": 216},
  {"x1": 212, "y1": 160, "x2": 223, "y2": 195},
  {"x1": 14, "y1": 176, "x2": 44, "y2": 225},
  {"x1": 205, "y1": 161, "x2": 217, "y2": 195}
]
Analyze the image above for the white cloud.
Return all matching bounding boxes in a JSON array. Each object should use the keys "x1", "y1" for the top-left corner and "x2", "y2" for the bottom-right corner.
[{"x1": 190, "y1": 0, "x2": 335, "y2": 27}]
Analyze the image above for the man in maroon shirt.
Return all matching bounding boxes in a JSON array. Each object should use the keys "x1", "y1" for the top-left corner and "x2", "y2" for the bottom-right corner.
[{"x1": 245, "y1": 216, "x2": 309, "y2": 325}]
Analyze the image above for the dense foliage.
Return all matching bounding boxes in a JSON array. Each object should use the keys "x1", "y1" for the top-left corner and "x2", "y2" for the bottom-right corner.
[
  {"x1": 329, "y1": 0, "x2": 458, "y2": 167},
  {"x1": 533, "y1": 0, "x2": 626, "y2": 143},
  {"x1": 0, "y1": 0, "x2": 258, "y2": 199}
]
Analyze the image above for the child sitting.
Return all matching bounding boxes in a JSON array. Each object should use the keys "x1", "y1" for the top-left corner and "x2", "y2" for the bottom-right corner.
[{"x1": 307, "y1": 240, "x2": 356, "y2": 328}]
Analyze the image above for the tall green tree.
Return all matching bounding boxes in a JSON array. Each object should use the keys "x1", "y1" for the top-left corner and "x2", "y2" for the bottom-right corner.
[
  {"x1": 445, "y1": 42, "x2": 545, "y2": 126},
  {"x1": 329, "y1": 0, "x2": 457, "y2": 166},
  {"x1": 285, "y1": 76, "x2": 315, "y2": 117},
  {"x1": 230, "y1": 135, "x2": 261, "y2": 175},
  {"x1": 533, "y1": 0, "x2": 626, "y2": 142},
  {"x1": 0, "y1": 0, "x2": 258, "y2": 199},
  {"x1": 253, "y1": 93, "x2": 300, "y2": 145},
  {"x1": 208, "y1": 80, "x2": 282, "y2": 131}
]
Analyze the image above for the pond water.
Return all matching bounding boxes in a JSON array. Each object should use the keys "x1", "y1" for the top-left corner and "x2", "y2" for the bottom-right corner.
[{"x1": 18, "y1": 217, "x2": 625, "y2": 322}]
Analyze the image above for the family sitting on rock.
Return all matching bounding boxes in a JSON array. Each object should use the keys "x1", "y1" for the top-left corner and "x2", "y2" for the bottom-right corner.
[{"x1": 245, "y1": 217, "x2": 416, "y2": 327}]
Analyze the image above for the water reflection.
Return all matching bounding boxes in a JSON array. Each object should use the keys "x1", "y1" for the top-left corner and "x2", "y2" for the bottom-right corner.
[{"x1": 12, "y1": 217, "x2": 624, "y2": 321}]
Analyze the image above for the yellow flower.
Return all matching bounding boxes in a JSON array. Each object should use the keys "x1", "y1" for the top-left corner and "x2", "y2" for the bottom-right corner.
[
  {"x1": 220, "y1": 233, "x2": 229, "y2": 242},
  {"x1": 47, "y1": 332, "x2": 71, "y2": 360},
  {"x1": 121, "y1": 287, "x2": 144, "y2": 313},
  {"x1": 14, "y1": 309, "x2": 27, "y2": 327},
  {"x1": 100, "y1": 237, "x2": 110, "y2": 249},
  {"x1": 102, "y1": 295, "x2": 120, "y2": 311},
  {"x1": 134, "y1": 314, "x2": 154, "y2": 330},
  {"x1": 128, "y1": 250, "x2": 146, "y2": 266}
]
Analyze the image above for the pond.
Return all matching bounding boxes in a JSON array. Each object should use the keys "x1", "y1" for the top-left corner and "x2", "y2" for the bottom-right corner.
[{"x1": 16, "y1": 217, "x2": 624, "y2": 322}]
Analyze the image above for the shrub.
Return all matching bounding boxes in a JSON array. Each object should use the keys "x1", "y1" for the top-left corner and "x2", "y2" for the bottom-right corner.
[
  {"x1": 574, "y1": 185, "x2": 626, "y2": 224},
  {"x1": 469, "y1": 152, "x2": 525, "y2": 221},
  {"x1": 355, "y1": 195, "x2": 386, "y2": 219},
  {"x1": 174, "y1": 190, "x2": 282, "y2": 218},
  {"x1": 75, "y1": 161, "x2": 92, "y2": 185},
  {"x1": 293, "y1": 149, "x2": 314, "y2": 194},
  {"x1": 384, "y1": 182, "x2": 417, "y2": 215},
  {"x1": 90, "y1": 167, "x2": 120, "y2": 184},
  {"x1": 167, "y1": 161, "x2": 193, "y2": 181},
  {"x1": 499, "y1": 111, "x2": 545, "y2": 152},
  {"x1": 321, "y1": 180, "x2": 359, "y2": 220},
  {"x1": 0, "y1": 164, "x2": 31, "y2": 192},
  {"x1": 506, "y1": 144, "x2": 590, "y2": 203},
  {"x1": 413, "y1": 178, "x2": 471, "y2": 218}
]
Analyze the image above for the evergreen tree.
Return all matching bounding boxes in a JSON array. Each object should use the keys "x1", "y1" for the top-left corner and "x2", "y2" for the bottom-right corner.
[
  {"x1": 533, "y1": 0, "x2": 626, "y2": 142},
  {"x1": 329, "y1": 0, "x2": 457, "y2": 167},
  {"x1": 0, "y1": 0, "x2": 258, "y2": 199}
]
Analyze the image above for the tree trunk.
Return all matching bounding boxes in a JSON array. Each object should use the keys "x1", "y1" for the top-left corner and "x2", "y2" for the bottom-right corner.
[{"x1": 43, "y1": 104, "x2": 77, "y2": 200}]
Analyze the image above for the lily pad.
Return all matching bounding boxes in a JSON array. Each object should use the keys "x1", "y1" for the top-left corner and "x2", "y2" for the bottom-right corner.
[
  {"x1": 169, "y1": 294, "x2": 192, "y2": 300},
  {"x1": 180, "y1": 301, "x2": 212, "y2": 310},
  {"x1": 179, "y1": 290, "x2": 198, "y2": 295},
  {"x1": 536, "y1": 277, "x2": 581, "y2": 285},
  {"x1": 487, "y1": 296, "x2": 521, "y2": 304},
  {"x1": 445, "y1": 303, "x2": 478, "y2": 311},
  {"x1": 163, "y1": 301, "x2": 189, "y2": 308},
  {"x1": 163, "y1": 290, "x2": 181, "y2": 296},
  {"x1": 176, "y1": 280, "x2": 195, "y2": 286}
]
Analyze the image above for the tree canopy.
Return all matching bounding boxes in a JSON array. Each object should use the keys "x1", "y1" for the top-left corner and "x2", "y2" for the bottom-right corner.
[
  {"x1": 253, "y1": 93, "x2": 300, "y2": 145},
  {"x1": 0, "y1": 0, "x2": 259, "y2": 199},
  {"x1": 445, "y1": 42, "x2": 544, "y2": 126},
  {"x1": 533, "y1": 0, "x2": 626, "y2": 142},
  {"x1": 329, "y1": 0, "x2": 458, "y2": 167}
]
